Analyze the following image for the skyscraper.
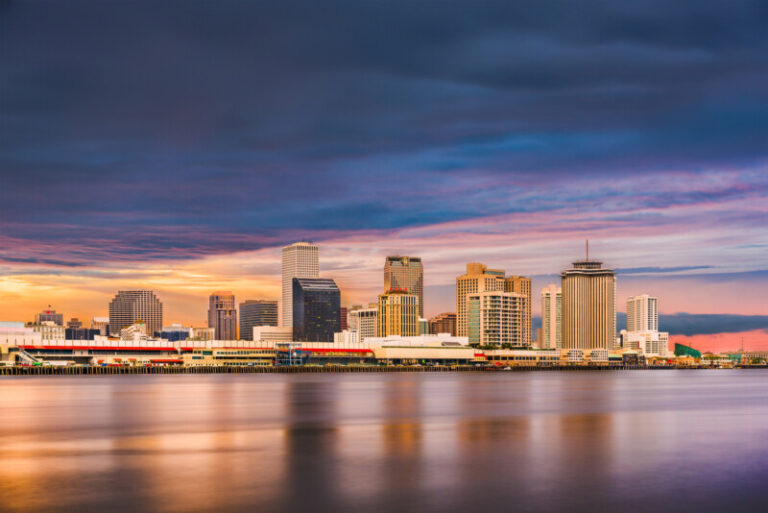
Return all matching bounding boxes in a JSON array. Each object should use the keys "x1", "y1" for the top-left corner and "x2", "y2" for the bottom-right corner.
[
  {"x1": 429, "y1": 312, "x2": 457, "y2": 336},
  {"x1": 377, "y1": 288, "x2": 419, "y2": 337},
  {"x1": 561, "y1": 250, "x2": 616, "y2": 350},
  {"x1": 208, "y1": 292, "x2": 237, "y2": 340},
  {"x1": 456, "y1": 263, "x2": 506, "y2": 337},
  {"x1": 292, "y1": 278, "x2": 340, "y2": 342},
  {"x1": 282, "y1": 242, "x2": 319, "y2": 327},
  {"x1": 626, "y1": 294, "x2": 659, "y2": 332},
  {"x1": 505, "y1": 276, "x2": 532, "y2": 346},
  {"x1": 239, "y1": 299, "x2": 278, "y2": 341},
  {"x1": 467, "y1": 291, "x2": 526, "y2": 347},
  {"x1": 541, "y1": 284, "x2": 562, "y2": 349},
  {"x1": 384, "y1": 256, "x2": 424, "y2": 317},
  {"x1": 108, "y1": 290, "x2": 163, "y2": 337}
]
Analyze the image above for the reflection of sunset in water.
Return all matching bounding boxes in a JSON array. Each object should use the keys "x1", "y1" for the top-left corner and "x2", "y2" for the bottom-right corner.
[{"x1": 2, "y1": 372, "x2": 768, "y2": 513}]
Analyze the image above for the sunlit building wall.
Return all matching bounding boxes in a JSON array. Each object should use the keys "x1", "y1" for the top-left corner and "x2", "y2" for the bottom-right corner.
[
  {"x1": 209, "y1": 291, "x2": 237, "y2": 340},
  {"x1": 467, "y1": 291, "x2": 526, "y2": 347},
  {"x1": 281, "y1": 242, "x2": 319, "y2": 328},
  {"x1": 108, "y1": 290, "x2": 163, "y2": 337},
  {"x1": 384, "y1": 256, "x2": 424, "y2": 317},
  {"x1": 377, "y1": 288, "x2": 419, "y2": 337},
  {"x1": 456, "y1": 263, "x2": 506, "y2": 337},
  {"x1": 541, "y1": 284, "x2": 562, "y2": 349},
  {"x1": 561, "y1": 259, "x2": 616, "y2": 350}
]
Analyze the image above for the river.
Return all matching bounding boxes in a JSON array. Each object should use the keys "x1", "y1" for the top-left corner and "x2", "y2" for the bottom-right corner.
[{"x1": 1, "y1": 371, "x2": 767, "y2": 512}]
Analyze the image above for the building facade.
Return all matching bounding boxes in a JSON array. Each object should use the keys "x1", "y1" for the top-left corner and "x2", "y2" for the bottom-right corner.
[
  {"x1": 348, "y1": 307, "x2": 378, "y2": 342},
  {"x1": 467, "y1": 291, "x2": 526, "y2": 347},
  {"x1": 239, "y1": 300, "x2": 278, "y2": 340},
  {"x1": 91, "y1": 317, "x2": 109, "y2": 336},
  {"x1": 377, "y1": 288, "x2": 419, "y2": 337},
  {"x1": 456, "y1": 263, "x2": 506, "y2": 337},
  {"x1": 292, "y1": 278, "x2": 340, "y2": 342},
  {"x1": 561, "y1": 259, "x2": 616, "y2": 350},
  {"x1": 108, "y1": 290, "x2": 163, "y2": 337},
  {"x1": 429, "y1": 312, "x2": 457, "y2": 336},
  {"x1": 208, "y1": 291, "x2": 237, "y2": 340},
  {"x1": 28, "y1": 321, "x2": 66, "y2": 341},
  {"x1": 281, "y1": 242, "x2": 319, "y2": 328},
  {"x1": 505, "y1": 276, "x2": 532, "y2": 346},
  {"x1": 384, "y1": 256, "x2": 424, "y2": 317},
  {"x1": 541, "y1": 284, "x2": 562, "y2": 349},
  {"x1": 626, "y1": 294, "x2": 659, "y2": 332},
  {"x1": 253, "y1": 326, "x2": 293, "y2": 343},
  {"x1": 35, "y1": 308, "x2": 63, "y2": 326}
]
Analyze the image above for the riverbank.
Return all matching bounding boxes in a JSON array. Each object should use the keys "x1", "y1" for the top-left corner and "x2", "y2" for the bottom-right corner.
[{"x1": 1, "y1": 364, "x2": 746, "y2": 376}]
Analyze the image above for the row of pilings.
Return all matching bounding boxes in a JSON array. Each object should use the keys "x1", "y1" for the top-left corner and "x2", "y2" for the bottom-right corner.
[{"x1": 0, "y1": 364, "x2": 664, "y2": 376}]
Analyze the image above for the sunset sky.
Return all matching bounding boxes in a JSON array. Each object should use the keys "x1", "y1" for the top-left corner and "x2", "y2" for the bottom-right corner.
[{"x1": 1, "y1": 1, "x2": 766, "y2": 351}]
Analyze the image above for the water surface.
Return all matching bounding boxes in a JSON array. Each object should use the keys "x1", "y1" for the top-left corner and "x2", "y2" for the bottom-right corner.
[{"x1": 1, "y1": 371, "x2": 767, "y2": 512}]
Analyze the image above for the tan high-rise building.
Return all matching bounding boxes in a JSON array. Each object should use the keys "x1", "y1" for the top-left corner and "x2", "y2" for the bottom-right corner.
[
  {"x1": 377, "y1": 288, "x2": 419, "y2": 337},
  {"x1": 456, "y1": 263, "x2": 506, "y2": 337},
  {"x1": 108, "y1": 290, "x2": 163, "y2": 337},
  {"x1": 541, "y1": 284, "x2": 562, "y2": 349},
  {"x1": 561, "y1": 257, "x2": 616, "y2": 350},
  {"x1": 505, "y1": 276, "x2": 532, "y2": 346},
  {"x1": 384, "y1": 256, "x2": 424, "y2": 317},
  {"x1": 281, "y1": 242, "x2": 319, "y2": 327},
  {"x1": 208, "y1": 291, "x2": 237, "y2": 340},
  {"x1": 429, "y1": 312, "x2": 457, "y2": 336}
]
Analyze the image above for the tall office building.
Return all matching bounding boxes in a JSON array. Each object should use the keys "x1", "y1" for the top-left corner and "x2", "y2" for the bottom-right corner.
[
  {"x1": 626, "y1": 294, "x2": 659, "y2": 332},
  {"x1": 282, "y1": 242, "x2": 319, "y2": 327},
  {"x1": 35, "y1": 308, "x2": 63, "y2": 326},
  {"x1": 239, "y1": 300, "x2": 278, "y2": 341},
  {"x1": 505, "y1": 276, "x2": 532, "y2": 346},
  {"x1": 377, "y1": 288, "x2": 419, "y2": 337},
  {"x1": 429, "y1": 312, "x2": 457, "y2": 336},
  {"x1": 384, "y1": 256, "x2": 424, "y2": 317},
  {"x1": 467, "y1": 291, "x2": 526, "y2": 347},
  {"x1": 561, "y1": 252, "x2": 616, "y2": 350},
  {"x1": 208, "y1": 292, "x2": 237, "y2": 340},
  {"x1": 108, "y1": 290, "x2": 163, "y2": 337},
  {"x1": 292, "y1": 278, "x2": 340, "y2": 342},
  {"x1": 456, "y1": 263, "x2": 506, "y2": 337},
  {"x1": 541, "y1": 284, "x2": 562, "y2": 349},
  {"x1": 348, "y1": 306, "x2": 378, "y2": 342}
]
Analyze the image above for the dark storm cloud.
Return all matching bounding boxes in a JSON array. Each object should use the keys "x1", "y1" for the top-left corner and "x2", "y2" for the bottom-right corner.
[{"x1": 1, "y1": 0, "x2": 767, "y2": 260}]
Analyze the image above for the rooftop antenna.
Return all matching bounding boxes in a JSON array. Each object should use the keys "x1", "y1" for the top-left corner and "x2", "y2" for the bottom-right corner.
[{"x1": 586, "y1": 239, "x2": 589, "y2": 262}]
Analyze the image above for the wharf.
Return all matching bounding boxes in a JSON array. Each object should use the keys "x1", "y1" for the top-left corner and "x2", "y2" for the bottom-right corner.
[{"x1": 0, "y1": 364, "x2": 658, "y2": 376}]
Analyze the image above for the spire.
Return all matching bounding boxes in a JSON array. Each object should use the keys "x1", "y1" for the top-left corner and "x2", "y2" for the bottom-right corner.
[{"x1": 586, "y1": 239, "x2": 589, "y2": 262}]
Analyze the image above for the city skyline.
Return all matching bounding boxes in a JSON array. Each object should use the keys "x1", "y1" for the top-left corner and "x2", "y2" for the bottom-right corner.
[{"x1": 1, "y1": 1, "x2": 766, "y2": 352}]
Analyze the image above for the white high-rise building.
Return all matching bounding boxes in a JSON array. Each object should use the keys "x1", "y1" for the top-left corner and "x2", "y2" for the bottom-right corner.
[
  {"x1": 625, "y1": 294, "x2": 667, "y2": 357},
  {"x1": 626, "y1": 294, "x2": 658, "y2": 332},
  {"x1": 281, "y1": 242, "x2": 319, "y2": 327},
  {"x1": 348, "y1": 306, "x2": 378, "y2": 342},
  {"x1": 467, "y1": 290, "x2": 526, "y2": 347},
  {"x1": 541, "y1": 284, "x2": 562, "y2": 349}
]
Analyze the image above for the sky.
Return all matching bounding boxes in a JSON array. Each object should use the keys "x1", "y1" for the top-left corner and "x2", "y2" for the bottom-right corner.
[{"x1": 1, "y1": 1, "x2": 767, "y2": 351}]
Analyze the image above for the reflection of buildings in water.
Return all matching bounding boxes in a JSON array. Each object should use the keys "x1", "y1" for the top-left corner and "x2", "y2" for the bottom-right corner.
[
  {"x1": 382, "y1": 379, "x2": 422, "y2": 456},
  {"x1": 282, "y1": 378, "x2": 342, "y2": 510},
  {"x1": 557, "y1": 412, "x2": 615, "y2": 486},
  {"x1": 111, "y1": 379, "x2": 287, "y2": 512},
  {"x1": 378, "y1": 378, "x2": 424, "y2": 505}
]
